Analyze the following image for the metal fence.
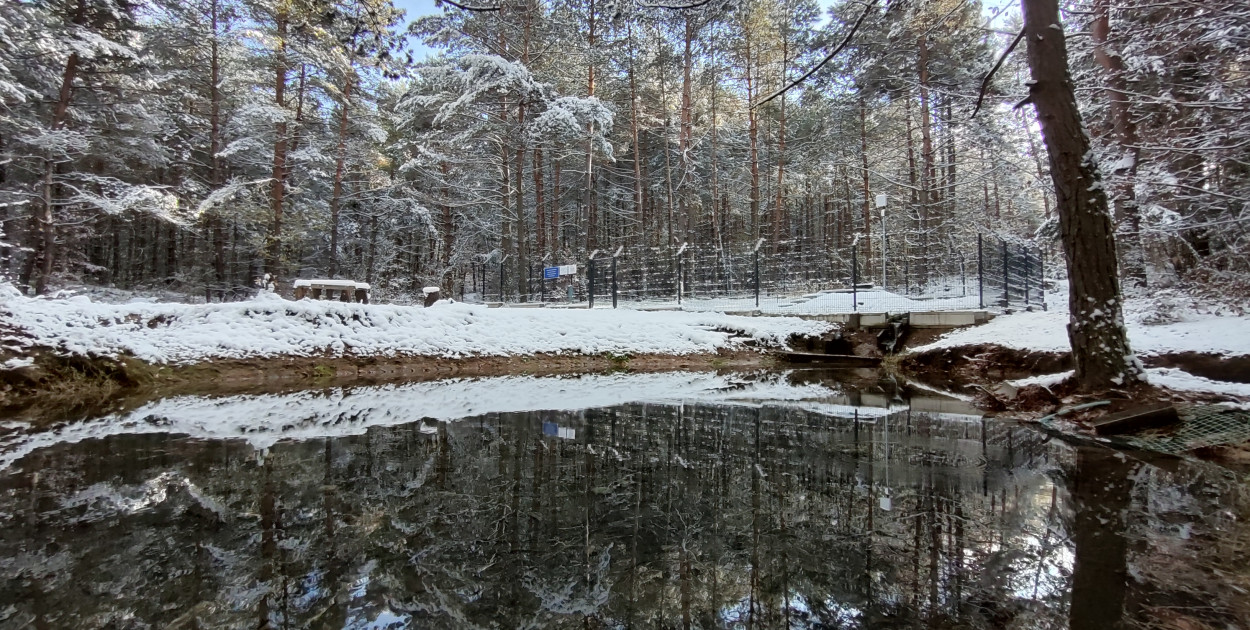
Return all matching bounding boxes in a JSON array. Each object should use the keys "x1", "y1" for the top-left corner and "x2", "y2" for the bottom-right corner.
[{"x1": 463, "y1": 233, "x2": 1044, "y2": 315}]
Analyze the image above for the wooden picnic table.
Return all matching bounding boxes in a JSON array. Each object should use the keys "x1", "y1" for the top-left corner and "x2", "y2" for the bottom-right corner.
[{"x1": 293, "y1": 279, "x2": 371, "y2": 303}]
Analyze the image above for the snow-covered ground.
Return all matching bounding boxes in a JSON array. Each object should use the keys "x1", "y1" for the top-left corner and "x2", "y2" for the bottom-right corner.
[
  {"x1": 0, "y1": 284, "x2": 831, "y2": 365},
  {"x1": 1009, "y1": 368, "x2": 1250, "y2": 399},
  {"x1": 917, "y1": 285, "x2": 1250, "y2": 397},
  {"x1": 911, "y1": 289, "x2": 1250, "y2": 359}
]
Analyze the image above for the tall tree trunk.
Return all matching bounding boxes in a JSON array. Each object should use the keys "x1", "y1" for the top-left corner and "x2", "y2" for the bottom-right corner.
[
  {"x1": 266, "y1": 9, "x2": 289, "y2": 278},
  {"x1": 663, "y1": 115, "x2": 675, "y2": 247},
  {"x1": 628, "y1": 24, "x2": 644, "y2": 246},
  {"x1": 905, "y1": 98, "x2": 920, "y2": 225},
  {"x1": 34, "y1": 0, "x2": 88, "y2": 294},
  {"x1": 515, "y1": 97, "x2": 529, "y2": 299},
  {"x1": 534, "y1": 148, "x2": 545, "y2": 258},
  {"x1": 679, "y1": 15, "x2": 695, "y2": 243},
  {"x1": 552, "y1": 158, "x2": 561, "y2": 253},
  {"x1": 365, "y1": 213, "x2": 378, "y2": 285},
  {"x1": 499, "y1": 100, "x2": 512, "y2": 296},
  {"x1": 771, "y1": 36, "x2": 788, "y2": 255},
  {"x1": 917, "y1": 34, "x2": 935, "y2": 285},
  {"x1": 510, "y1": 6, "x2": 532, "y2": 294},
  {"x1": 746, "y1": 38, "x2": 761, "y2": 242},
  {"x1": 1022, "y1": 0, "x2": 1141, "y2": 391},
  {"x1": 441, "y1": 160, "x2": 453, "y2": 266},
  {"x1": 859, "y1": 97, "x2": 873, "y2": 279},
  {"x1": 329, "y1": 76, "x2": 352, "y2": 277},
  {"x1": 1092, "y1": 0, "x2": 1147, "y2": 287},
  {"x1": 585, "y1": 0, "x2": 598, "y2": 250},
  {"x1": 709, "y1": 53, "x2": 722, "y2": 250},
  {"x1": 210, "y1": 0, "x2": 226, "y2": 284}
]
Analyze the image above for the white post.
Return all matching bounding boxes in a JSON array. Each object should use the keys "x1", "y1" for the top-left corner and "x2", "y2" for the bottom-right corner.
[{"x1": 875, "y1": 193, "x2": 887, "y2": 289}]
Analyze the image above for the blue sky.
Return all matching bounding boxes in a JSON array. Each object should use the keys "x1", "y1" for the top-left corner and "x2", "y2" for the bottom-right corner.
[
  {"x1": 393, "y1": 0, "x2": 444, "y2": 59},
  {"x1": 392, "y1": 0, "x2": 1019, "y2": 61}
]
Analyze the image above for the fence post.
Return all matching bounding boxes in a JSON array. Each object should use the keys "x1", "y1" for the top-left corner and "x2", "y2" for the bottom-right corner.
[
  {"x1": 675, "y1": 243, "x2": 688, "y2": 307},
  {"x1": 499, "y1": 262, "x2": 505, "y2": 302},
  {"x1": 540, "y1": 264, "x2": 545, "y2": 303},
  {"x1": 754, "y1": 250, "x2": 760, "y2": 308},
  {"x1": 1002, "y1": 240, "x2": 1010, "y2": 308},
  {"x1": 977, "y1": 233, "x2": 984, "y2": 309},
  {"x1": 1039, "y1": 248, "x2": 1046, "y2": 310},
  {"x1": 852, "y1": 245, "x2": 858, "y2": 312},
  {"x1": 1023, "y1": 250, "x2": 1030, "y2": 308},
  {"x1": 676, "y1": 254, "x2": 682, "y2": 306},
  {"x1": 588, "y1": 258, "x2": 596, "y2": 309},
  {"x1": 527, "y1": 264, "x2": 533, "y2": 303},
  {"x1": 960, "y1": 255, "x2": 967, "y2": 297},
  {"x1": 611, "y1": 255, "x2": 618, "y2": 308},
  {"x1": 904, "y1": 257, "x2": 910, "y2": 296}
]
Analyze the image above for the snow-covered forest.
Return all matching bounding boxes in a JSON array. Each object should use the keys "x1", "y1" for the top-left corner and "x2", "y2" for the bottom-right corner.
[{"x1": 0, "y1": 0, "x2": 1245, "y2": 301}]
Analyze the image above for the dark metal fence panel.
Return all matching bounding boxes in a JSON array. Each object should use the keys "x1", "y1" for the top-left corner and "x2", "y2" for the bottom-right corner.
[
  {"x1": 980, "y1": 236, "x2": 1045, "y2": 310},
  {"x1": 612, "y1": 246, "x2": 678, "y2": 305},
  {"x1": 466, "y1": 232, "x2": 1044, "y2": 314}
]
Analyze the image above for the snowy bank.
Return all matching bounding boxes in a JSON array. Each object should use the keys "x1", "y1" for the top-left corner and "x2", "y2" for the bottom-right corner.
[
  {"x1": 910, "y1": 291, "x2": 1250, "y2": 359},
  {"x1": 0, "y1": 286, "x2": 831, "y2": 365},
  {"x1": 1009, "y1": 368, "x2": 1250, "y2": 398}
]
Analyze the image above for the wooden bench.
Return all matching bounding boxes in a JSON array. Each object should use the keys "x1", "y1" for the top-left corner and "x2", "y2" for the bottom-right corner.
[{"x1": 293, "y1": 279, "x2": 370, "y2": 303}]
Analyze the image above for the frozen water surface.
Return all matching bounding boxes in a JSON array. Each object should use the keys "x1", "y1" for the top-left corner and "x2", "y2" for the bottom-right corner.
[{"x1": 0, "y1": 370, "x2": 1246, "y2": 629}]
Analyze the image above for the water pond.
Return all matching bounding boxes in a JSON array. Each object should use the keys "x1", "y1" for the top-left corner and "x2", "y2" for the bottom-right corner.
[{"x1": 0, "y1": 370, "x2": 1246, "y2": 629}]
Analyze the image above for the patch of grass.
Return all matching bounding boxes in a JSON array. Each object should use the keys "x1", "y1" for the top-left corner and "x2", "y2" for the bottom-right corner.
[
  {"x1": 310, "y1": 364, "x2": 335, "y2": 380},
  {"x1": 0, "y1": 352, "x2": 159, "y2": 421},
  {"x1": 602, "y1": 351, "x2": 633, "y2": 370}
]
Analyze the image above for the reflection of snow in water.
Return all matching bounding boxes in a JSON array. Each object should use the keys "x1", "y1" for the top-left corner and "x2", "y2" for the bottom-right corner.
[
  {"x1": 57, "y1": 470, "x2": 228, "y2": 524},
  {"x1": 0, "y1": 371, "x2": 954, "y2": 471}
]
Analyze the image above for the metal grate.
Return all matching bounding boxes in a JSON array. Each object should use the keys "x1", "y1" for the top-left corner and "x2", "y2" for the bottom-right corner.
[{"x1": 1121, "y1": 405, "x2": 1250, "y2": 455}]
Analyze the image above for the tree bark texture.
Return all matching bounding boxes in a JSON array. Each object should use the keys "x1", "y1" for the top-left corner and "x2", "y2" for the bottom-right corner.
[
  {"x1": 1021, "y1": 0, "x2": 1142, "y2": 391},
  {"x1": 210, "y1": 0, "x2": 226, "y2": 283},
  {"x1": 329, "y1": 77, "x2": 352, "y2": 277},
  {"x1": 266, "y1": 9, "x2": 289, "y2": 278}
]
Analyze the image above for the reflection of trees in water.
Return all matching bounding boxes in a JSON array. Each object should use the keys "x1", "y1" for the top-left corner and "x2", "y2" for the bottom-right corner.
[{"x1": 0, "y1": 402, "x2": 1243, "y2": 628}]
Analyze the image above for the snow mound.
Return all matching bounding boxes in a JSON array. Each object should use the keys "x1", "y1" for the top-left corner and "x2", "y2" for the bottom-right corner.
[{"x1": 0, "y1": 285, "x2": 831, "y2": 365}]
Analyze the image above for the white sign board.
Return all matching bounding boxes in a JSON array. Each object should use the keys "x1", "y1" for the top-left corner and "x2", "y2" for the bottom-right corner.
[
  {"x1": 875, "y1": 193, "x2": 887, "y2": 208},
  {"x1": 558, "y1": 264, "x2": 578, "y2": 276}
]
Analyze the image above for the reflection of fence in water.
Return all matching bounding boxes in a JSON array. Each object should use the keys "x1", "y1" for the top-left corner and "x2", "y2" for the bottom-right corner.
[{"x1": 556, "y1": 402, "x2": 1063, "y2": 495}]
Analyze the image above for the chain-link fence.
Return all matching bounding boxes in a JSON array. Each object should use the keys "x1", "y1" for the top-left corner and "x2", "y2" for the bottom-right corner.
[{"x1": 462, "y1": 233, "x2": 1044, "y2": 315}]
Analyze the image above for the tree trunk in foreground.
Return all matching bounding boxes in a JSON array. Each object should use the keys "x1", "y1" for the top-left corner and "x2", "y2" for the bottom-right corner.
[{"x1": 1021, "y1": 0, "x2": 1142, "y2": 391}]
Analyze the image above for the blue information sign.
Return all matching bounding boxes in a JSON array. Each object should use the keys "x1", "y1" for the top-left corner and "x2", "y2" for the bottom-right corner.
[{"x1": 543, "y1": 266, "x2": 559, "y2": 280}]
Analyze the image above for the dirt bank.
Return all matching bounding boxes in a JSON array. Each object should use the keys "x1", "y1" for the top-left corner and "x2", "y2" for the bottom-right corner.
[
  {"x1": 0, "y1": 347, "x2": 776, "y2": 424},
  {"x1": 901, "y1": 343, "x2": 1250, "y2": 410}
]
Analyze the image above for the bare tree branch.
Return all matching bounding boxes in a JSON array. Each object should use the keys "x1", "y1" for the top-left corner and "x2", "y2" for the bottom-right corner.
[
  {"x1": 436, "y1": 0, "x2": 503, "y2": 12},
  {"x1": 635, "y1": 0, "x2": 722, "y2": 9},
  {"x1": 971, "y1": 26, "x2": 1025, "y2": 119},
  {"x1": 753, "y1": 0, "x2": 879, "y2": 109}
]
